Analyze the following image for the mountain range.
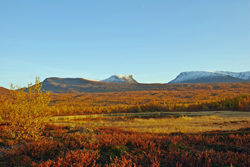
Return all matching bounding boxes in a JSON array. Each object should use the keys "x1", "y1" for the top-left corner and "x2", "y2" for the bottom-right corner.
[
  {"x1": 1, "y1": 71, "x2": 250, "y2": 93},
  {"x1": 39, "y1": 71, "x2": 250, "y2": 93}
]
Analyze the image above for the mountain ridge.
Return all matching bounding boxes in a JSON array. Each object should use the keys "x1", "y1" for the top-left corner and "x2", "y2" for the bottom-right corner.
[
  {"x1": 169, "y1": 71, "x2": 250, "y2": 83},
  {"x1": 37, "y1": 75, "x2": 139, "y2": 93},
  {"x1": 1, "y1": 72, "x2": 250, "y2": 93}
]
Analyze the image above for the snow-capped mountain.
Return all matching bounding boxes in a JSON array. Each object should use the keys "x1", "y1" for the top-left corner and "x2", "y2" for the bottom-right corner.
[
  {"x1": 101, "y1": 75, "x2": 138, "y2": 83},
  {"x1": 169, "y1": 71, "x2": 250, "y2": 83},
  {"x1": 216, "y1": 71, "x2": 250, "y2": 81}
]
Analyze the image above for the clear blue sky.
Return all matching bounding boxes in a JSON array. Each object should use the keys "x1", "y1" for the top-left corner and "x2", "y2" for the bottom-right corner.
[{"x1": 1, "y1": 0, "x2": 249, "y2": 88}]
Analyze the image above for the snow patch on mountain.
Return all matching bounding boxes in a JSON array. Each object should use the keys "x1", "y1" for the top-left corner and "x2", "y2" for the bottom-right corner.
[
  {"x1": 169, "y1": 71, "x2": 225, "y2": 83},
  {"x1": 169, "y1": 71, "x2": 250, "y2": 83},
  {"x1": 216, "y1": 71, "x2": 250, "y2": 80},
  {"x1": 101, "y1": 75, "x2": 138, "y2": 83},
  {"x1": 84, "y1": 78, "x2": 100, "y2": 82}
]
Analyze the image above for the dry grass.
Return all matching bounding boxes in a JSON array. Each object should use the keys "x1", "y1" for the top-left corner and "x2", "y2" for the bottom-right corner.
[{"x1": 51, "y1": 111, "x2": 250, "y2": 134}]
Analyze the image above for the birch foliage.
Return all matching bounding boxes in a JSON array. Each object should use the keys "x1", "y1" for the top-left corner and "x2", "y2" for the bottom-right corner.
[{"x1": 0, "y1": 77, "x2": 51, "y2": 140}]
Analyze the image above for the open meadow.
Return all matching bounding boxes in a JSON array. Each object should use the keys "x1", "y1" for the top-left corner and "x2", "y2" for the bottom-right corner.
[{"x1": 50, "y1": 111, "x2": 250, "y2": 134}]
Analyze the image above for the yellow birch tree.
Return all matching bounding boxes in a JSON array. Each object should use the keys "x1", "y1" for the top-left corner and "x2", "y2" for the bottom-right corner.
[{"x1": 0, "y1": 77, "x2": 51, "y2": 141}]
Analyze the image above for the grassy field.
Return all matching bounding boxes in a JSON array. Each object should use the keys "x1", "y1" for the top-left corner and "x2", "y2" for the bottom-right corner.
[{"x1": 51, "y1": 111, "x2": 250, "y2": 134}]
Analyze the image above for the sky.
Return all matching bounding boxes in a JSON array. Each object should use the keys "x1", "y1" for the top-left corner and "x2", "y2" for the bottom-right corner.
[{"x1": 0, "y1": 0, "x2": 249, "y2": 89}]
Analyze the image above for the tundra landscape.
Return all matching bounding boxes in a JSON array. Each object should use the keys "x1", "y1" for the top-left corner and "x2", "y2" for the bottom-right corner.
[
  {"x1": 0, "y1": 76, "x2": 250, "y2": 166},
  {"x1": 1, "y1": 1, "x2": 249, "y2": 166}
]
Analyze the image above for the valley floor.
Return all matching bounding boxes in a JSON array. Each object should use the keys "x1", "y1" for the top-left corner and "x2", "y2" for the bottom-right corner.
[
  {"x1": 1, "y1": 111, "x2": 250, "y2": 166},
  {"x1": 51, "y1": 111, "x2": 250, "y2": 134}
]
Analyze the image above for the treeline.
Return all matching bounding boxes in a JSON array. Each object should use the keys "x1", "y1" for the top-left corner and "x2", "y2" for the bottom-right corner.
[
  {"x1": 98, "y1": 94, "x2": 250, "y2": 113},
  {"x1": 1, "y1": 82, "x2": 250, "y2": 116},
  {"x1": 125, "y1": 94, "x2": 250, "y2": 113},
  {"x1": 43, "y1": 82, "x2": 250, "y2": 115},
  {"x1": 47, "y1": 94, "x2": 250, "y2": 116}
]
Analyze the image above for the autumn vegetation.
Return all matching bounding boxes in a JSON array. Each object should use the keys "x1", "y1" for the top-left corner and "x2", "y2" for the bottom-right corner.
[
  {"x1": 0, "y1": 80, "x2": 250, "y2": 166},
  {"x1": 0, "y1": 125, "x2": 250, "y2": 166},
  {"x1": 0, "y1": 77, "x2": 51, "y2": 141},
  {"x1": 48, "y1": 82, "x2": 250, "y2": 116}
]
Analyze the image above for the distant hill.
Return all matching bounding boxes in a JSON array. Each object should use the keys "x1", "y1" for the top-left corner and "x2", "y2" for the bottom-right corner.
[
  {"x1": 37, "y1": 75, "x2": 139, "y2": 93},
  {"x1": 40, "y1": 77, "x2": 140, "y2": 93},
  {"x1": 169, "y1": 71, "x2": 250, "y2": 83},
  {"x1": 0, "y1": 87, "x2": 10, "y2": 95}
]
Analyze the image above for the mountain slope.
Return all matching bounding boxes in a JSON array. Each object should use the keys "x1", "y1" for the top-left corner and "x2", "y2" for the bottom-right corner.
[
  {"x1": 41, "y1": 77, "x2": 100, "y2": 93},
  {"x1": 39, "y1": 76, "x2": 140, "y2": 93},
  {"x1": 216, "y1": 71, "x2": 250, "y2": 81},
  {"x1": 169, "y1": 71, "x2": 250, "y2": 83},
  {"x1": 0, "y1": 87, "x2": 10, "y2": 95},
  {"x1": 101, "y1": 75, "x2": 138, "y2": 83}
]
